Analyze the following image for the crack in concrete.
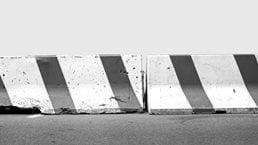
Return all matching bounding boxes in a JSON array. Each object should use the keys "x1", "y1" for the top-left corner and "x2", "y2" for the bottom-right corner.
[{"x1": 109, "y1": 96, "x2": 127, "y2": 103}]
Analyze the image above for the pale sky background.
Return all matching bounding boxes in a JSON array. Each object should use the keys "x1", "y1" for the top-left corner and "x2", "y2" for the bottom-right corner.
[{"x1": 0, "y1": 0, "x2": 258, "y2": 56}]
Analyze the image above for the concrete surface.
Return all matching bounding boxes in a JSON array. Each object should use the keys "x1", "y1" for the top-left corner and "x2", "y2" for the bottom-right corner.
[
  {"x1": 147, "y1": 55, "x2": 258, "y2": 114},
  {"x1": 0, "y1": 55, "x2": 143, "y2": 114},
  {"x1": 0, "y1": 114, "x2": 258, "y2": 145}
]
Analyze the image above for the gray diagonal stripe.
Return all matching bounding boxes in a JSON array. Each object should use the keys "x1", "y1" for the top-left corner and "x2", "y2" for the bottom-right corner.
[
  {"x1": 100, "y1": 55, "x2": 141, "y2": 109},
  {"x1": 0, "y1": 75, "x2": 11, "y2": 106},
  {"x1": 170, "y1": 55, "x2": 214, "y2": 113},
  {"x1": 36, "y1": 56, "x2": 76, "y2": 113},
  {"x1": 234, "y1": 55, "x2": 258, "y2": 105}
]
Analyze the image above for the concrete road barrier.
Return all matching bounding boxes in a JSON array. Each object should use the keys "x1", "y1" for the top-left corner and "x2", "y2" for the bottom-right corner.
[
  {"x1": 0, "y1": 55, "x2": 143, "y2": 114},
  {"x1": 147, "y1": 55, "x2": 258, "y2": 114}
]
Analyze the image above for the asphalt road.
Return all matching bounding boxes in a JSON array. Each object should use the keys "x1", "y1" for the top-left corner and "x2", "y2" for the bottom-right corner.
[{"x1": 0, "y1": 114, "x2": 258, "y2": 145}]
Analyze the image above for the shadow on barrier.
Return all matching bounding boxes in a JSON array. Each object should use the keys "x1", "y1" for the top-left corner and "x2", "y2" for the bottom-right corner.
[{"x1": 0, "y1": 106, "x2": 41, "y2": 114}]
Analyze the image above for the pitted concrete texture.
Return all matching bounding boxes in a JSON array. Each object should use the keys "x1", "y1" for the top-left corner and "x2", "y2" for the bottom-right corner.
[{"x1": 0, "y1": 55, "x2": 143, "y2": 114}]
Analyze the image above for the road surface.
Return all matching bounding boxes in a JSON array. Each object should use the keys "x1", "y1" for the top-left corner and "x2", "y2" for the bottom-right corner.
[{"x1": 0, "y1": 114, "x2": 258, "y2": 145}]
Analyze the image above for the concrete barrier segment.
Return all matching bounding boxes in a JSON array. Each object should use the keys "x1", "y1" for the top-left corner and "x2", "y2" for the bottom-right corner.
[
  {"x1": 147, "y1": 55, "x2": 258, "y2": 114},
  {"x1": 0, "y1": 55, "x2": 143, "y2": 114}
]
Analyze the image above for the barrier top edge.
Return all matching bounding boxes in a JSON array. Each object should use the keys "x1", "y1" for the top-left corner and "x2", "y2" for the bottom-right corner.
[
  {"x1": 0, "y1": 54, "x2": 141, "y2": 59},
  {"x1": 147, "y1": 54, "x2": 257, "y2": 57}
]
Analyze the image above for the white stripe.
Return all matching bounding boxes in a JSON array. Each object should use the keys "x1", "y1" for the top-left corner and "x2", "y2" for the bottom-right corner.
[
  {"x1": 57, "y1": 55, "x2": 119, "y2": 112},
  {"x1": 121, "y1": 55, "x2": 143, "y2": 107},
  {"x1": 0, "y1": 57, "x2": 55, "y2": 113},
  {"x1": 147, "y1": 55, "x2": 192, "y2": 110},
  {"x1": 192, "y1": 55, "x2": 257, "y2": 108}
]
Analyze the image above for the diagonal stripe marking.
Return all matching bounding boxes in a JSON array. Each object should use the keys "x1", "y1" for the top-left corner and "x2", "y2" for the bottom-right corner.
[
  {"x1": 234, "y1": 55, "x2": 258, "y2": 106},
  {"x1": 170, "y1": 55, "x2": 214, "y2": 113},
  {"x1": 0, "y1": 75, "x2": 11, "y2": 106},
  {"x1": 36, "y1": 56, "x2": 76, "y2": 112},
  {"x1": 100, "y1": 55, "x2": 141, "y2": 109}
]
